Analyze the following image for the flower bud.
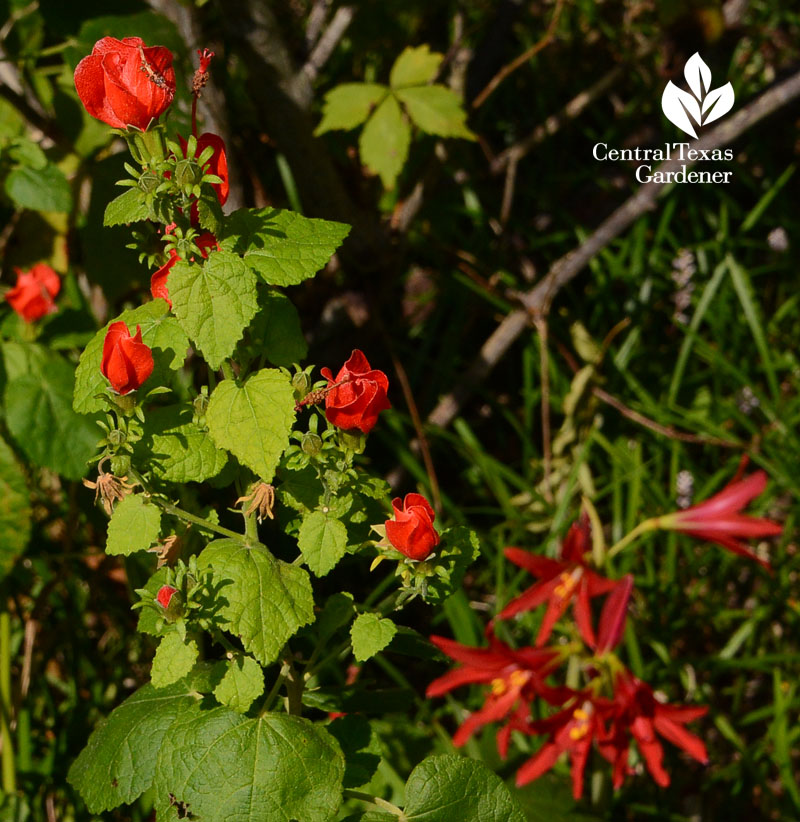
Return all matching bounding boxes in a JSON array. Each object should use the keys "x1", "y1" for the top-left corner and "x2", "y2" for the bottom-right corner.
[
  {"x1": 108, "y1": 429, "x2": 127, "y2": 447},
  {"x1": 101, "y1": 321, "x2": 154, "y2": 395},
  {"x1": 193, "y1": 392, "x2": 209, "y2": 417},
  {"x1": 138, "y1": 170, "x2": 159, "y2": 193},
  {"x1": 291, "y1": 371, "x2": 311, "y2": 397},
  {"x1": 385, "y1": 493, "x2": 440, "y2": 561},
  {"x1": 173, "y1": 158, "x2": 203, "y2": 188},
  {"x1": 156, "y1": 585, "x2": 178, "y2": 609},
  {"x1": 301, "y1": 432, "x2": 323, "y2": 457}
]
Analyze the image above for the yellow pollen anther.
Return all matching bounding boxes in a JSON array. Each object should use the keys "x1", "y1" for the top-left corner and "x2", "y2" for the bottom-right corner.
[
  {"x1": 490, "y1": 678, "x2": 507, "y2": 696},
  {"x1": 509, "y1": 670, "x2": 529, "y2": 688}
]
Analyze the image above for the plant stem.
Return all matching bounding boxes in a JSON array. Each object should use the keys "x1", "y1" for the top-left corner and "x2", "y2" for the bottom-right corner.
[
  {"x1": 220, "y1": 361, "x2": 235, "y2": 382},
  {"x1": 605, "y1": 519, "x2": 656, "y2": 561},
  {"x1": 0, "y1": 609, "x2": 16, "y2": 795},
  {"x1": 343, "y1": 790, "x2": 405, "y2": 818},
  {"x1": 151, "y1": 497, "x2": 247, "y2": 544}
]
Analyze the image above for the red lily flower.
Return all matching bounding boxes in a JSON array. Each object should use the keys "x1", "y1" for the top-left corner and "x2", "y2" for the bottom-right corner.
[
  {"x1": 426, "y1": 634, "x2": 562, "y2": 747},
  {"x1": 514, "y1": 693, "x2": 613, "y2": 798},
  {"x1": 500, "y1": 515, "x2": 616, "y2": 646},
  {"x1": 604, "y1": 670, "x2": 708, "y2": 788},
  {"x1": 659, "y1": 470, "x2": 781, "y2": 570}
]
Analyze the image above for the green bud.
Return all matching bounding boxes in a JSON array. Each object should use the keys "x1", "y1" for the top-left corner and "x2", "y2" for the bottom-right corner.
[
  {"x1": 301, "y1": 432, "x2": 323, "y2": 457},
  {"x1": 137, "y1": 170, "x2": 159, "y2": 194},
  {"x1": 174, "y1": 158, "x2": 203, "y2": 188},
  {"x1": 338, "y1": 429, "x2": 366, "y2": 454},
  {"x1": 291, "y1": 371, "x2": 311, "y2": 397},
  {"x1": 108, "y1": 429, "x2": 127, "y2": 447},
  {"x1": 193, "y1": 392, "x2": 210, "y2": 418}
]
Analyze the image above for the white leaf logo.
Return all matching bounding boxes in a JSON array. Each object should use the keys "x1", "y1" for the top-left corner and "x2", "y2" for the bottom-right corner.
[{"x1": 661, "y1": 53, "x2": 734, "y2": 138}]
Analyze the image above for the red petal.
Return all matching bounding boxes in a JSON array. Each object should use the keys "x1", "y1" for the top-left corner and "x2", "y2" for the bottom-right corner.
[
  {"x1": 503, "y1": 548, "x2": 563, "y2": 579},
  {"x1": 515, "y1": 743, "x2": 561, "y2": 787},
  {"x1": 653, "y1": 715, "x2": 708, "y2": 763},
  {"x1": 425, "y1": 666, "x2": 496, "y2": 697},
  {"x1": 596, "y1": 574, "x2": 634, "y2": 653}
]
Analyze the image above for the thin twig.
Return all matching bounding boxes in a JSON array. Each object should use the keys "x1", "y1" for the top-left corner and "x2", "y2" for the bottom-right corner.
[
  {"x1": 391, "y1": 354, "x2": 442, "y2": 515},
  {"x1": 472, "y1": 0, "x2": 566, "y2": 110},
  {"x1": 301, "y1": 5, "x2": 355, "y2": 83},
  {"x1": 427, "y1": 66, "x2": 800, "y2": 431}
]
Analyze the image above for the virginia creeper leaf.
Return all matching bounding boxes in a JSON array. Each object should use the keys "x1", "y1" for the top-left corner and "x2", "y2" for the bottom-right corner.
[
  {"x1": 350, "y1": 613, "x2": 397, "y2": 662},
  {"x1": 168, "y1": 251, "x2": 258, "y2": 370},
  {"x1": 404, "y1": 755, "x2": 526, "y2": 821},
  {"x1": 151, "y1": 632, "x2": 198, "y2": 689},
  {"x1": 316, "y1": 83, "x2": 388, "y2": 134},
  {"x1": 206, "y1": 370, "x2": 295, "y2": 482},
  {"x1": 298, "y1": 509, "x2": 348, "y2": 577},
  {"x1": 67, "y1": 680, "x2": 200, "y2": 813},
  {"x1": 212, "y1": 655, "x2": 264, "y2": 713},
  {"x1": 154, "y1": 706, "x2": 344, "y2": 821},
  {"x1": 0, "y1": 435, "x2": 31, "y2": 583},
  {"x1": 395, "y1": 86, "x2": 475, "y2": 139},
  {"x1": 359, "y1": 94, "x2": 411, "y2": 189},
  {"x1": 5, "y1": 356, "x2": 100, "y2": 479},
  {"x1": 197, "y1": 540, "x2": 314, "y2": 666},
  {"x1": 389, "y1": 45, "x2": 443, "y2": 88},
  {"x1": 106, "y1": 494, "x2": 162, "y2": 556},
  {"x1": 74, "y1": 300, "x2": 189, "y2": 415},
  {"x1": 220, "y1": 208, "x2": 350, "y2": 287}
]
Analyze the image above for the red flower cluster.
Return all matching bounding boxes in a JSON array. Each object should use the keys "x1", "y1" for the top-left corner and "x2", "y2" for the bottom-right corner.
[
  {"x1": 385, "y1": 493, "x2": 440, "y2": 561},
  {"x1": 5, "y1": 263, "x2": 60, "y2": 322},
  {"x1": 74, "y1": 37, "x2": 175, "y2": 130},
  {"x1": 321, "y1": 349, "x2": 391, "y2": 434},
  {"x1": 101, "y1": 321, "x2": 154, "y2": 395},
  {"x1": 426, "y1": 514, "x2": 709, "y2": 799}
]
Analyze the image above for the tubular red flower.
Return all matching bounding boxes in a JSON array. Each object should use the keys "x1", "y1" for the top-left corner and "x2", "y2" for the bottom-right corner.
[
  {"x1": 101, "y1": 322, "x2": 154, "y2": 395},
  {"x1": 426, "y1": 633, "x2": 563, "y2": 749},
  {"x1": 321, "y1": 349, "x2": 391, "y2": 434},
  {"x1": 500, "y1": 515, "x2": 616, "y2": 647},
  {"x1": 5, "y1": 263, "x2": 60, "y2": 322},
  {"x1": 385, "y1": 493, "x2": 440, "y2": 561},
  {"x1": 660, "y1": 471, "x2": 781, "y2": 570},
  {"x1": 74, "y1": 37, "x2": 175, "y2": 130}
]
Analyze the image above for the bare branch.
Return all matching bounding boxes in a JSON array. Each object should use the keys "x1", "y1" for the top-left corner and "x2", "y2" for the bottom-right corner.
[{"x1": 301, "y1": 6, "x2": 355, "y2": 84}]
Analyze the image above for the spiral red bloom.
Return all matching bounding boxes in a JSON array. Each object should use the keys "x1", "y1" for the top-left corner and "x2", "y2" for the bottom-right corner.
[
  {"x1": 151, "y1": 232, "x2": 219, "y2": 306},
  {"x1": 156, "y1": 585, "x2": 178, "y2": 609},
  {"x1": 5, "y1": 263, "x2": 60, "y2": 322},
  {"x1": 74, "y1": 37, "x2": 175, "y2": 130},
  {"x1": 321, "y1": 349, "x2": 391, "y2": 434},
  {"x1": 101, "y1": 322, "x2": 154, "y2": 394},
  {"x1": 385, "y1": 493, "x2": 440, "y2": 560},
  {"x1": 499, "y1": 514, "x2": 616, "y2": 647},
  {"x1": 659, "y1": 470, "x2": 782, "y2": 570}
]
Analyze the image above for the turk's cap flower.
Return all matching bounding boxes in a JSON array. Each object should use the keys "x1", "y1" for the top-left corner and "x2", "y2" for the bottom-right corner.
[
  {"x1": 321, "y1": 349, "x2": 391, "y2": 434},
  {"x1": 101, "y1": 321, "x2": 154, "y2": 395},
  {"x1": 156, "y1": 585, "x2": 179, "y2": 609},
  {"x1": 5, "y1": 263, "x2": 60, "y2": 322},
  {"x1": 385, "y1": 493, "x2": 440, "y2": 561}
]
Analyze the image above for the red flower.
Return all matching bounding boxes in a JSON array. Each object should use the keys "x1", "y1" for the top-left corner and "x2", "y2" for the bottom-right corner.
[
  {"x1": 151, "y1": 232, "x2": 218, "y2": 307},
  {"x1": 514, "y1": 694, "x2": 612, "y2": 798},
  {"x1": 385, "y1": 493, "x2": 440, "y2": 561},
  {"x1": 426, "y1": 634, "x2": 562, "y2": 748},
  {"x1": 156, "y1": 585, "x2": 178, "y2": 609},
  {"x1": 499, "y1": 515, "x2": 616, "y2": 647},
  {"x1": 5, "y1": 263, "x2": 60, "y2": 322},
  {"x1": 180, "y1": 132, "x2": 229, "y2": 207},
  {"x1": 659, "y1": 470, "x2": 781, "y2": 570},
  {"x1": 603, "y1": 670, "x2": 708, "y2": 789},
  {"x1": 74, "y1": 37, "x2": 175, "y2": 131},
  {"x1": 321, "y1": 349, "x2": 391, "y2": 434},
  {"x1": 101, "y1": 322, "x2": 154, "y2": 395}
]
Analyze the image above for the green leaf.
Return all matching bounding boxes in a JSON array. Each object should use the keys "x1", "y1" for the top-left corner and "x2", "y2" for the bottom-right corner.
[
  {"x1": 423, "y1": 526, "x2": 481, "y2": 604},
  {"x1": 317, "y1": 592, "x2": 355, "y2": 645},
  {"x1": 350, "y1": 613, "x2": 397, "y2": 663},
  {"x1": 395, "y1": 86, "x2": 475, "y2": 139},
  {"x1": 359, "y1": 94, "x2": 411, "y2": 189},
  {"x1": 67, "y1": 680, "x2": 199, "y2": 813},
  {"x1": 221, "y1": 208, "x2": 351, "y2": 287},
  {"x1": 0, "y1": 435, "x2": 31, "y2": 583},
  {"x1": 206, "y1": 370, "x2": 296, "y2": 482},
  {"x1": 137, "y1": 405, "x2": 228, "y2": 484},
  {"x1": 316, "y1": 83, "x2": 388, "y2": 134},
  {"x1": 5, "y1": 356, "x2": 100, "y2": 479},
  {"x1": 389, "y1": 45, "x2": 443, "y2": 88},
  {"x1": 4, "y1": 164, "x2": 73, "y2": 212},
  {"x1": 103, "y1": 187, "x2": 149, "y2": 226},
  {"x1": 154, "y1": 706, "x2": 344, "y2": 821},
  {"x1": 213, "y1": 655, "x2": 264, "y2": 713},
  {"x1": 169, "y1": 251, "x2": 258, "y2": 370},
  {"x1": 106, "y1": 494, "x2": 162, "y2": 556},
  {"x1": 197, "y1": 540, "x2": 314, "y2": 666},
  {"x1": 403, "y1": 755, "x2": 526, "y2": 821},
  {"x1": 248, "y1": 290, "x2": 308, "y2": 367},
  {"x1": 74, "y1": 300, "x2": 189, "y2": 415},
  {"x1": 137, "y1": 567, "x2": 170, "y2": 637},
  {"x1": 327, "y1": 715, "x2": 381, "y2": 788},
  {"x1": 151, "y1": 632, "x2": 198, "y2": 689},
  {"x1": 298, "y1": 510, "x2": 348, "y2": 577}
]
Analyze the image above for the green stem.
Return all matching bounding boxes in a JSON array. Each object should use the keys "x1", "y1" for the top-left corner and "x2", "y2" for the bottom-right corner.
[
  {"x1": 605, "y1": 518, "x2": 657, "y2": 562},
  {"x1": 151, "y1": 498, "x2": 247, "y2": 544},
  {"x1": 260, "y1": 660, "x2": 290, "y2": 714},
  {"x1": 220, "y1": 361, "x2": 235, "y2": 382},
  {"x1": 0, "y1": 610, "x2": 16, "y2": 794},
  {"x1": 343, "y1": 790, "x2": 405, "y2": 818}
]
